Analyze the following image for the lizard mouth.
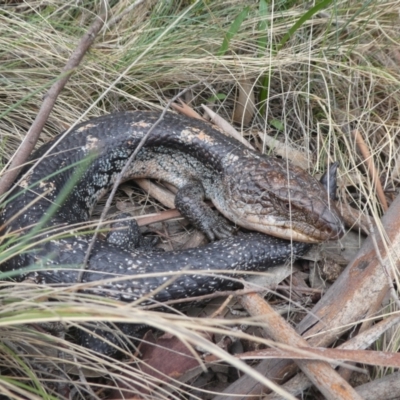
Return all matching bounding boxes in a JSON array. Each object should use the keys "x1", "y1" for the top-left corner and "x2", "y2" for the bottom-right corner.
[
  {"x1": 259, "y1": 222, "x2": 344, "y2": 243},
  {"x1": 236, "y1": 210, "x2": 345, "y2": 243}
]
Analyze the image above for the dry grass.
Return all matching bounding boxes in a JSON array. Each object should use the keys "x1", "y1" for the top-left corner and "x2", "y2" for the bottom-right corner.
[{"x1": 1, "y1": 0, "x2": 400, "y2": 399}]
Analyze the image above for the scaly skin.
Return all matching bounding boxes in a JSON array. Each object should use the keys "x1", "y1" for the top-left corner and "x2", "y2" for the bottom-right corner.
[
  {"x1": 0, "y1": 111, "x2": 344, "y2": 356},
  {"x1": 1, "y1": 111, "x2": 343, "y2": 241},
  {"x1": 0, "y1": 110, "x2": 344, "y2": 279}
]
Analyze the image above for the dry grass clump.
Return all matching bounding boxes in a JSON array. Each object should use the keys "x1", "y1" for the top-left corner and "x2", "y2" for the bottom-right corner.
[{"x1": 1, "y1": 0, "x2": 400, "y2": 399}]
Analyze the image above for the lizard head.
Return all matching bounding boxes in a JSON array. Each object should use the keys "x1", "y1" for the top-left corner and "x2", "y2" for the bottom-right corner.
[{"x1": 219, "y1": 157, "x2": 345, "y2": 243}]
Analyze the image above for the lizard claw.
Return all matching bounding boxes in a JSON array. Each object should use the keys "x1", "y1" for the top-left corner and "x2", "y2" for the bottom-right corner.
[{"x1": 204, "y1": 216, "x2": 236, "y2": 241}]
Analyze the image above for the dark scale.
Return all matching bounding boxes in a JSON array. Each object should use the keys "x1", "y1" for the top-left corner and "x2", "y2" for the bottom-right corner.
[{"x1": 0, "y1": 111, "x2": 343, "y2": 357}]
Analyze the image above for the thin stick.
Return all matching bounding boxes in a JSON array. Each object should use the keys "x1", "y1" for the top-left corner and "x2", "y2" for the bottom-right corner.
[
  {"x1": 351, "y1": 129, "x2": 388, "y2": 211},
  {"x1": 0, "y1": 8, "x2": 107, "y2": 196},
  {"x1": 367, "y1": 218, "x2": 400, "y2": 309}
]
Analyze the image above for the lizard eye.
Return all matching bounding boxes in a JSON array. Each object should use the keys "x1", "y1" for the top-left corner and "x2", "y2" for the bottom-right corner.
[{"x1": 281, "y1": 202, "x2": 291, "y2": 211}]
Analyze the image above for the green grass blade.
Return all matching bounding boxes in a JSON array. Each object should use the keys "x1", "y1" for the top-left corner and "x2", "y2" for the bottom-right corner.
[
  {"x1": 257, "y1": 0, "x2": 269, "y2": 52},
  {"x1": 217, "y1": 7, "x2": 250, "y2": 56},
  {"x1": 257, "y1": 0, "x2": 271, "y2": 115},
  {"x1": 0, "y1": 71, "x2": 72, "y2": 120},
  {"x1": 0, "y1": 344, "x2": 56, "y2": 400},
  {"x1": 277, "y1": 0, "x2": 333, "y2": 51}
]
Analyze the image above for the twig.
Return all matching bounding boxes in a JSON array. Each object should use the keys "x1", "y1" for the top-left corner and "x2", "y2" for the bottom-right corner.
[
  {"x1": 209, "y1": 295, "x2": 234, "y2": 318},
  {"x1": 79, "y1": 82, "x2": 204, "y2": 280},
  {"x1": 351, "y1": 129, "x2": 388, "y2": 211},
  {"x1": 265, "y1": 313, "x2": 400, "y2": 399},
  {"x1": 206, "y1": 346, "x2": 400, "y2": 369},
  {"x1": 338, "y1": 215, "x2": 400, "y2": 382},
  {"x1": 239, "y1": 292, "x2": 362, "y2": 400},
  {"x1": 355, "y1": 370, "x2": 400, "y2": 400},
  {"x1": 170, "y1": 99, "x2": 204, "y2": 120},
  {"x1": 367, "y1": 218, "x2": 400, "y2": 309},
  {"x1": 201, "y1": 105, "x2": 255, "y2": 150},
  {"x1": 134, "y1": 179, "x2": 176, "y2": 209},
  {"x1": 339, "y1": 202, "x2": 370, "y2": 235},
  {"x1": 257, "y1": 131, "x2": 310, "y2": 170},
  {"x1": 0, "y1": 7, "x2": 107, "y2": 196},
  {"x1": 232, "y1": 78, "x2": 256, "y2": 126},
  {"x1": 266, "y1": 373, "x2": 312, "y2": 400},
  {"x1": 135, "y1": 209, "x2": 182, "y2": 226}
]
